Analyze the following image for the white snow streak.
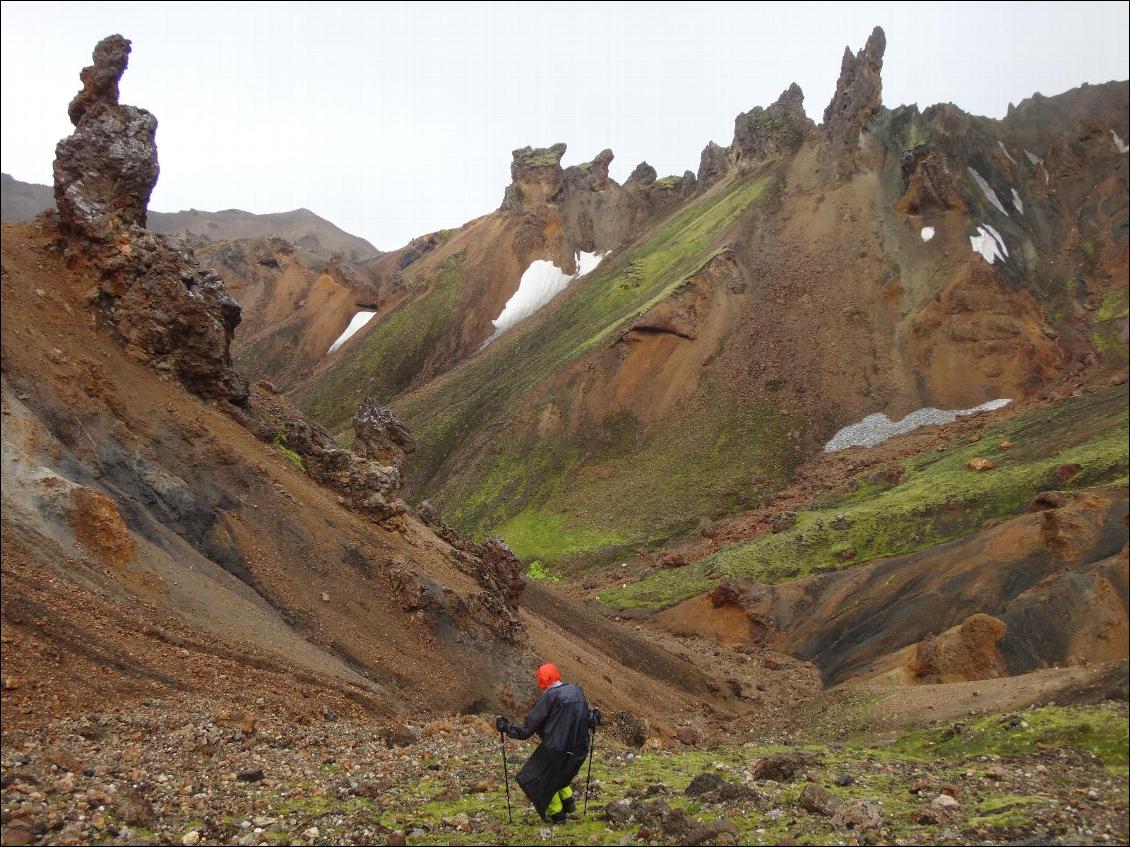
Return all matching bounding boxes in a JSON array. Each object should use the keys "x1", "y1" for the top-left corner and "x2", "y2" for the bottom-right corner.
[
  {"x1": 328, "y1": 311, "x2": 376, "y2": 353},
  {"x1": 1010, "y1": 188, "x2": 1024, "y2": 215},
  {"x1": 1112, "y1": 130, "x2": 1130, "y2": 154},
  {"x1": 485, "y1": 252, "x2": 604, "y2": 344},
  {"x1": 967, "y1": 167, "x2": 1009, "y2": 216},
  {"x1": 970, "y1": 224, "x2": 1008, "y2": 264},
  {"x1": 824, "y1": 399, "x2": 1013, "y2": 452},
  {"x1": 997, "y1": 141, "x2": 1018, "y2": 165}
]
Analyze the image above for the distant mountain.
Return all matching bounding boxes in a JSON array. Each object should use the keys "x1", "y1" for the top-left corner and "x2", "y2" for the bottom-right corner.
[
  {"x1": 1, "y1": 172, "x2": 380, "y2": 261},
  {"x1": 1, "y1": 172, "x2": 53, "y2": 222},
  {"x1": 148, "y1": 207, "x2": 381, "y2": 262}
]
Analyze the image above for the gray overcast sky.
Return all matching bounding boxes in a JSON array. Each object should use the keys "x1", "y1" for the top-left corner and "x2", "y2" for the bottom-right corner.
[{"x1": 2, "y1": 2, "x2": 1127, "y2": 250}]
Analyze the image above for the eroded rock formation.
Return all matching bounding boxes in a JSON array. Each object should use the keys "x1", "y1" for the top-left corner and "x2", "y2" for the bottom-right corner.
[
  {"x1": 52, "y1": 34, "x2": 245, "y2": 404},
  {"x1": 821, "y1": 25, "x2": 886, "y2": 180}
]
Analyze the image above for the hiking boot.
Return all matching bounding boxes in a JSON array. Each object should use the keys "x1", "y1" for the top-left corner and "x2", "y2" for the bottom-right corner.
[
  {"x1": 562, "y1": 796, "x2": 576, "y2": 814},
  {"x1": 550, "y1": 810, "x2": 568, "y2": 824}
]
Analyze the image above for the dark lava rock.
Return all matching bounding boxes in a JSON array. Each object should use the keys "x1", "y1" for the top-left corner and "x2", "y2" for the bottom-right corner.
[
  {"x1": 732, "y1": 83, "x2": 814, "y2": 169},
  {"x1": 55, "y1": 34, "x2": 157, "y2": 232},
  {"x1": 685, "y1": 772, "x2": 726, "y2": 797},
  {"x1": 821, "y1": 26, "x2": 886, "y2": 180},
  {"x1": 750, "y1": 750, "x2": 821, "y2": 782}
]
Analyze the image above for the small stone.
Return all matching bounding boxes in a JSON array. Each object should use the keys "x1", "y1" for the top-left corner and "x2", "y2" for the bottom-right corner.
[
  {"x1": 932, "y1": 794, "x2": 960, "y2": 810},
  {"x1": 834, "y1": 773, "x2": 854, "y2": 787},
  {"x1": 320, "y1": 592, "x2": 330, "y2": 602},
  {"x1": 967, "y1": 457, "x2": 993, "y2": 472},
  {"x1": 387, "y1": 832, "x2": 407, "y2": 847},
  {"x1": 237, "y1": 770, "x2": 264, "y2": 782},
  {"x1": 999, "y1": 440, "x2": 1013, "y2": 449},
  {"x1": 303, "y1": 826, "x2": 320, "y2": 839},
  {"x1": 182, "y1": 831, "x2": 201, "y2": 846}
]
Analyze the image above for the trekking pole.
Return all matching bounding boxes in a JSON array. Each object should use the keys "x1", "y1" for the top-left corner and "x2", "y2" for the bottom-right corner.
[
  {"x1": 499, "y1": 730, "x2": 513, "y2": 824},
  {"x1": 583, "y1": 722, "x2": 598, "y2": 815}
]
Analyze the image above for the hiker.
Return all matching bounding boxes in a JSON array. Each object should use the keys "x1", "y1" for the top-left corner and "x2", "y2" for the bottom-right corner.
[{"x1": 495, "y1": 663, "x2": 594, "y2": 823}]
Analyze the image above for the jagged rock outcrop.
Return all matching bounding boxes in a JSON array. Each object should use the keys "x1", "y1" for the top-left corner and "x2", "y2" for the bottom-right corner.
[
  {"x1": 821, "y1": 26, "x2": 886, "y2": 179},
  {"x1": 697, "y1": 141, "x2": 730, "y2": 190},
  {"x1": 500, "y1": 143, "x2": 568, "y2": 212},
  {"x1": 353, "y1": 398, "x2": 416, "y2": 464},
  {"x1": 625, "y1": 161, "x2": 658, "y2": 188},
  {"x1": 563, "y1": 147, "x2": 614, "y2": 193},
  {"x1": 732, "y1": 83, "x2": 814, "y2": 169},
  {"x1": 51, "y1": 35, "x2": 245, "y2": 404},
  {"x1": 248, "y1": 384, "x2": 410, "y2": 523}
]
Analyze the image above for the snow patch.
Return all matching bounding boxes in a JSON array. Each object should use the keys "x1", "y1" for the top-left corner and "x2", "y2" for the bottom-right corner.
[
  {"x1": 967, "y1": 168, "x2": 1009, "y2": 216},
  {"x1": 1010, "y1": 188, "x2": 1024, "y2": 215},
  {"x1": 1023, "y1": 150, "x2": 1041, "y2": 165},
  {"x1": 970, "y1": 224, "x2": 1008, "y2": 264},
  {"x1": 485, "y1": 252, "x2": 604, "y2": 344},
  {"x1": 328, "y1": 311, "x2": 376, "y2": 353},
  {"x1": 920, "y1": 227, "x2": 935, "y2": 242},
  {"x1": 997, "y1": 141, "x2": 1018, "y2": 165},
  {"x1": 824, "y1": 399, "x2": 1013, "y2": 452},
  {"x1": 1112, "y1": 130, "x2": 1130, "y2": 154}
]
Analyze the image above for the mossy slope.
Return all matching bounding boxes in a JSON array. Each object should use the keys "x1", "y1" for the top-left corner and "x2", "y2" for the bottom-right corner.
[
  {"x1": 392, "y1": 173, "x2": 781, "y2": 557},
  {"x1": 602, "y1": 387, "x2": 1129, "y2": 610}
]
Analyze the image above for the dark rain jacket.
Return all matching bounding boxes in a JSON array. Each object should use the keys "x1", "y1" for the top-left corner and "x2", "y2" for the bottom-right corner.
[{"x1": 506, "y1": 681, "x2": 591, "y2": 816}]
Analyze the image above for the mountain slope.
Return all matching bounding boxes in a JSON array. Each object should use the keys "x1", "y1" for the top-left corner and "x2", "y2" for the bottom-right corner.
[
  {"x1": 1, "y1": 34, "x2": 741, "y2": 735},
  {"x1": 289, "y1": 29, "x2": 1128, "y2": 568}
]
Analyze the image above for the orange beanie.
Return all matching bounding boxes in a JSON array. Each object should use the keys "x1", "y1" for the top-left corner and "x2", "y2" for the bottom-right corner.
[{"x1": 537, "y1": 663, "x2": 561, "y2": 690}]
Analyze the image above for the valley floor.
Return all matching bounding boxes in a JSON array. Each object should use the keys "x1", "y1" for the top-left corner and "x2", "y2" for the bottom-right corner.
[{"x1": 1, "y1": 698, "x2": 1125, "y2": 846}]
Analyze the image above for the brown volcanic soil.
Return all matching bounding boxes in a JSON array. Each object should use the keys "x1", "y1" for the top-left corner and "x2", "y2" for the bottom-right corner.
[{"x1": 1, "y1": 221, "x2": 763, "y2": 734}]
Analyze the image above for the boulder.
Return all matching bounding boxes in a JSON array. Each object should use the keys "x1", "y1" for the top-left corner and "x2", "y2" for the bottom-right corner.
[
  {"x1": 750, "y1": 750, "x2": 820, "y2": 782},
  {"x1": 798, "y1": 783, "x2": 840, "y2": 816},
  {"x1": 830, "y1": 798, "x2": 884, "y2": 831}
]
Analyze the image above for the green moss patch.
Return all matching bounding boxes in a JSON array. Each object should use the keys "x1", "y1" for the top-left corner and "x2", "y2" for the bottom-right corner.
[
  {"x1": 891, "y1": 703, "x2": 1130, "y2": 768},
  {"x1": 602, "y1": 387, "x2": 1128, "y2": 610}
]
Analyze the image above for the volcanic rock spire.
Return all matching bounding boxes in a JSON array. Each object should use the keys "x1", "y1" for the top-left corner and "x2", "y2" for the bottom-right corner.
[
  {"x1": 821, "y1": 25, "x2": 887, "y2": 180},
  {"x1": 54, "y1": 34, "x2": 159, "y2": 234}
]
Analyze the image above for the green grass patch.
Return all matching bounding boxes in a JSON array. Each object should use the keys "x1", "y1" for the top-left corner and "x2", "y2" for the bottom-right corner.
[
  {"x1": 602, "y1": 387, "x2": 1129, "y2": 610},
  {"x1": 891, "y1": 703, "x2": 1130, "y2": 768},
  {"x1": 272, "y1": 432, "x2": 306, "y2": 472}
]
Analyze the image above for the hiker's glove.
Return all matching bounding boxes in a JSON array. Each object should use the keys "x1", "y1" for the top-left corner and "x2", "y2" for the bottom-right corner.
[
  {"x1": 495, "y1": 716, "x2": 510, "y2": 734},
  {"x1": 589, "y1": 708, "x2": 602, "y2": 728}
]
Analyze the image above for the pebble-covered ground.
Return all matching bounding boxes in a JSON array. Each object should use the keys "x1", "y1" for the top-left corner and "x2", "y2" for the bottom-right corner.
[{"x1": 1, "y1": 700, "x2": 1126, "y2": 846}]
